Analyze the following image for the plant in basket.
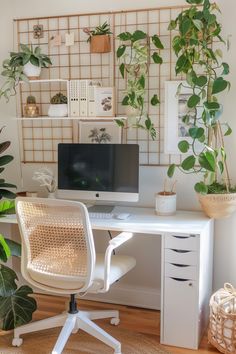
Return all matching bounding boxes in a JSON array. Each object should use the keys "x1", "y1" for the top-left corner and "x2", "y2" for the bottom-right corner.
[{"x1": 167, "y1": 0, "x2": 235, "y2": 219}]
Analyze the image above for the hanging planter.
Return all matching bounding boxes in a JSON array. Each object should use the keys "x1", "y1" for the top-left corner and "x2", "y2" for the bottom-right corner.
[
  {"x1": 84, "y1": 22, "x2": 112, "y2": 54},
  {"x1": 197, "y1": 193, "x2": 236, "y2": 219},
  {"x1": 90, "y1": 34, "x2": 111, "y2": 53}
]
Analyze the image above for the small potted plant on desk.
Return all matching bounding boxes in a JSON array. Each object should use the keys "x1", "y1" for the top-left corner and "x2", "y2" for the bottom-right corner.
[
  {"x1": 167, "y1": 0, "x2": 235, "y2": 219},
  {"x1": 48, "y1": 92, "x2": 68, "y2": 117},
  {"x1": 0, "y1": 43, "x2": 52, "y2": 101},
  {"x1": 116, "y1": 30, "x2": 164, "y2": 140},
  {"x1": 84, "y1": 21, "x2": 112, "y2": 53}
]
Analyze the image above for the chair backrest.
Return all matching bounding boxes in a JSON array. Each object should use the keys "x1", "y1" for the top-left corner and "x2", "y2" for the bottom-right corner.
[{"x1": 16, "y1": 197, "x2": 96, "y2": 292}]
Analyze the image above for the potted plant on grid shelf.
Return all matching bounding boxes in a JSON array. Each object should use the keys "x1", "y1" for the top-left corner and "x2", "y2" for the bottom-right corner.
[
  {"x1": 116, "y1": 30, "x2": 164, "y2": 140},
  {"x1": 83, "y1": 21, "x2": 112, "y2": 53},
  {"x1": 167, "y1": 0, "x2": 235, "y2": 219},
  {"x1": 0, "y1": 127, "x2": 37, "y2": 331},
  {"x1": 0, "y1": 43, "x2": 52, "y2": 101},
  {"x1": 48, "y1": 92, "x2": 68, "y2": 117}
]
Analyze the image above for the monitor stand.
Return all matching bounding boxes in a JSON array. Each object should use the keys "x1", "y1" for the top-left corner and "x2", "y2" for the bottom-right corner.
[{"x1": 87, "y1": 205, "x2": 114, "y2": 213}]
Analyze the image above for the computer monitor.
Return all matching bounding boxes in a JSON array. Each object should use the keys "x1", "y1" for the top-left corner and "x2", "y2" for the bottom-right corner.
[{"x1": 57, "y1": 143, "x2": 139, "y2": 203}]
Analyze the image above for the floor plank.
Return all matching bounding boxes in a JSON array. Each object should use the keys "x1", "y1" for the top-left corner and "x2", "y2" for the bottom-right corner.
[{"x1": 0, "y1": 293, "x2": 219, "y2": 353}]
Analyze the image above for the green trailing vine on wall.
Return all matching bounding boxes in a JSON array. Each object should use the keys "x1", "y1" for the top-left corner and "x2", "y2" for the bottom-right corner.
[
  {"x1": 167, "y1": 0, "x2": 232, "y2": 195},
  {"x1": 116, "y1": 30, "x2": 164, "y2": 140}
]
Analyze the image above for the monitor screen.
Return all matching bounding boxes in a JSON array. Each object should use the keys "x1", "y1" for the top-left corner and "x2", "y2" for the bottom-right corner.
[{"x1": 57, "y1": 144, "x2": 139, "y2": 202}]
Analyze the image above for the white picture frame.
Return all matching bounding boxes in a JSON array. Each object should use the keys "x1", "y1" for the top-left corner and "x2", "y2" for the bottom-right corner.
[
  {"x1": 95, "y1": 87, "x2": 115, "y2": 117},
  {"x1": 164, "y1": 81, "x2": 203, "y2": 154},
  {"x1": 78, "y1": 120, "x2": 122, "y2": 144}
]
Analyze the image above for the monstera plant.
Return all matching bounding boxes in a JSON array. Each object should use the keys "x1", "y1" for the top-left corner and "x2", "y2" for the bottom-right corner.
[
  {"x1": 0, "y1": 127, "x2": 37, "y2": 330},
  {"x1": 116, "y1": 30, "x2": 164, "y2": 140},
  {"x1": 167, "y1": 0, "x2": 234, "y2": 218}
]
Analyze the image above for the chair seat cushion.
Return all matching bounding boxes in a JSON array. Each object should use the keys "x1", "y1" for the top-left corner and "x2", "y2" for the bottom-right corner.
[{"x1": 28, "y1": 253, "x2": 136, "y2": 292}]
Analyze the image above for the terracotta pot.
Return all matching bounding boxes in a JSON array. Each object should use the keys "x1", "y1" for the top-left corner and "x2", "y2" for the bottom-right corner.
[
  {"x1": 23, "y1": 62, "x2": 41, "y2": 79},
  {"x1": 90, "y1": 34, "x2": 111, "y2": 53},
  {"x1": 197, "y1": 193, "x2": 236, "y2": 219}
]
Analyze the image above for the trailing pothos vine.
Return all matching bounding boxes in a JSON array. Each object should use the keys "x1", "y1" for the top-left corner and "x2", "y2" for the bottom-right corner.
[
  {"x1": 167, "y1": 0, "x2": 232, "y2": 195},
  {"x1": 116, "y1": 30, "x2": 164, "y2": 140}
]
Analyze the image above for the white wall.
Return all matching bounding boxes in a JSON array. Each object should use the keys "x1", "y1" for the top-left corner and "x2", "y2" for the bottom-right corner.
[{"x1": 0, "y1": 0, "x2": 236, "y2": 301}]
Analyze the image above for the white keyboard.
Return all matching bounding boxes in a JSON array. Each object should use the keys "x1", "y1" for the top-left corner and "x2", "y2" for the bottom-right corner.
[{"x1": 89, "y1": 212, "x2": 114, "y2": 219}]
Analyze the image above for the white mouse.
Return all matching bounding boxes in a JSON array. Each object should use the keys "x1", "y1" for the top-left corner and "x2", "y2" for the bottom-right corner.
[{"x1": 115, "y1": 213, "x2": 130, "y2": 220}]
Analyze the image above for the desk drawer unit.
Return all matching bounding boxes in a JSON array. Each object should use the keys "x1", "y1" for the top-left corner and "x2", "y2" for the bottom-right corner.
[{"x1": 162, "y1": 233, "x2": 200, "y2": 349}]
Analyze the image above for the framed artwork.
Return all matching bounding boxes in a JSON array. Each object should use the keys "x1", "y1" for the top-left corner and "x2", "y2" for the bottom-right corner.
[
  {"x1": 95, "y1": 87, "x2": 115, "y2": 117},
  {"x1": 78, "y1": 120, "x2": 122, "y2": 144},
  {"x1": 164, "y1": 81, "x2": 203, "y2": 154}
]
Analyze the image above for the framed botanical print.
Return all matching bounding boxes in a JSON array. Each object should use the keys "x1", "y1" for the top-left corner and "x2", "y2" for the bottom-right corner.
[{"x1": 78, "y1": 120, "x2": 122, "y2": 144}]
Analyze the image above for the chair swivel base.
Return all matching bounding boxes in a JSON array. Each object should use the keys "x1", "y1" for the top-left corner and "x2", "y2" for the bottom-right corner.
[{"x1": 12, "y1": 309, "x2": 121, "y2": 354}]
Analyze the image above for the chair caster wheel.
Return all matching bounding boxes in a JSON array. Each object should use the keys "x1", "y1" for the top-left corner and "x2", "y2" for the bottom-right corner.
[
  {"x1": 110, "y1": 317, "x2": 120, "y2": 325},
  {"x1": 12, "y1": 338, "x2": 23, "y2": 347}
]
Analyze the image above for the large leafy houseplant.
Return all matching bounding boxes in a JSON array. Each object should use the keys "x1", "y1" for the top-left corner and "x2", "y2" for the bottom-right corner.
[
  {"x1": 167, "y1": 0, "x2": 234, "y2": 218},
  {"x1": 0, "y1": 128, "x2": 37, "y2": 330},
  {"x1": 0, "y1": 43, "x2": 52, "y2": 101},
  {"x1": 116, "y1": 30, "x2": 164, "y2": 140}
]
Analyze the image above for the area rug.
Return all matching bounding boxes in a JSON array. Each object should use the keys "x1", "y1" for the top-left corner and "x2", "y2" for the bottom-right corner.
[{"x1": 0, "y1": 324, "x2": 172, "y2": 354}]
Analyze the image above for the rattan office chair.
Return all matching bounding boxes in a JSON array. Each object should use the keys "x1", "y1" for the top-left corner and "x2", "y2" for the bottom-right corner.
[{"x1": 13, "y1": 197, "x2": 136, "y2": 354}]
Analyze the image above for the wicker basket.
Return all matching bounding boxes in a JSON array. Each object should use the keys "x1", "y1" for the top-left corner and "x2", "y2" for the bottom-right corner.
[
  {"x1": 197, "y1": 193, "x2": 236, "y2": 219},
  {"x1": 208, "y1": 283, "x2": 236, "y2": 353}
]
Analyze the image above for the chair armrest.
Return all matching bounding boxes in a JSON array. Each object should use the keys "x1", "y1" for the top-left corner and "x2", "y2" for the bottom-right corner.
[{"x1": 100, "y1": 232, "x2": 133, "y2": 292}]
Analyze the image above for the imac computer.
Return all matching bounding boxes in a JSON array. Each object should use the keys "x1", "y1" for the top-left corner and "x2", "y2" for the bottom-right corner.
[{"x1": 57, "y1": 144, "x2": 139, "y2": 208}]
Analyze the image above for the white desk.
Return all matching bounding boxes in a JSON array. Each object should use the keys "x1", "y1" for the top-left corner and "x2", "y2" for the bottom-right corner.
[{"x1": 0, "y1": 207, "x2": 214, "y2": 350}]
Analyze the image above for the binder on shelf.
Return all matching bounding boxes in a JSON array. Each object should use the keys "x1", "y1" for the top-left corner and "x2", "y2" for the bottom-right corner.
[
  {"x1": 69, "y1": 80, "x2": 80, "y2": 117},
  {"x1": 79, "y1": 80, "x2": 88, "y2": 117}
]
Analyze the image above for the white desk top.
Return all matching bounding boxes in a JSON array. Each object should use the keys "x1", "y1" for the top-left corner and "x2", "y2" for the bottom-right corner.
[{"x1": 0, "y1": 207, "x2": 212, "y2": 235}]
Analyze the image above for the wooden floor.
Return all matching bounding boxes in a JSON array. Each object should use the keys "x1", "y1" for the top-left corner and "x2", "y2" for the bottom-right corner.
[{"x1": 1, "y1": 293, "x2": 219, "y2": 354}]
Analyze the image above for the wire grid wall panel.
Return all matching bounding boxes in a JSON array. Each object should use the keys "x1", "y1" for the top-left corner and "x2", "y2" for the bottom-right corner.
[{"x1": 14, "y1": 6, "x2": 187, "y2": 165}]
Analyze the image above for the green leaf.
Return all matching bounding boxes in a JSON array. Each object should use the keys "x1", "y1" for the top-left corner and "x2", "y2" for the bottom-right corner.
[
  {"x1": 0, "y1": 190, "x2": 16, "y2": 199},
  {"x1": 204, "y1": 101, "x2": 220, "y2": 111},
  {"x1": 199, "y1": 152, "x2": 216, "y2": 172},
  {"x1": 194, "y1": 182, "x2": 208, "y2": 195},
  {"x1": 178, "y1": 140, "x2": 190, "y2": 153},
  {"x1": 192, "y1": 19, "x2": 203, "y2": 31},
  {"x1": 119, "y1": 63, "x2": 125, "y2": 79},
  {"x1": 132, "y1": 30, "x2": 147, "y2": 42},
  {"x1": 139, "y1": 75, "x2": 145, "y2": 89},
  {"x1": 181, "y1": 155, "x2": 196, "y2": 170},
  {"x1": 187, "y1": 94, "x2": 200, "y2": 108},
  {"x1": 189, "y1": 127, "x2": 204, "y2": 139},
  {"x1": 224, "y1": 124, "x2": 232, "y2": 136},
  {"x1": 122, "y1": 95, "x2": 129, "y2": 106},
  {"x1": 0, "y1": 235, "x2": 11, "y2": 263},
  {"x1": 117, "y1": 32, "x2": 132, "y2": 41},
  {"x1": 175, "y1": 54, "x2": 188, "y2": 75},
  {"x1": 0, "y1": 200, "x2": 15, "y2": 215},
  {"x1": 152, "y1": 35, "x2": 164, "y2": 49},
  {"x1": 218, "y1": 161, "x2": 224, "y2": 174},
  {"x1": 0, "y1": 264, "x2": 17, "y2": 296},
  {"x1": 29, "y1": 56, "x2": 39, "y2": 67},
  {"x1": 193, "y1": 75, "x2": 207, "y2": 87},
  {"x1": 167, "y1": 164, "x2": 176, "y2": 178},
  {"x1": 212, "y1": 77, "x2": 228, "y2": 95},
  {"x1": 0, "y1": 141, "x2": 10, "y2": 154},
  {"x1": 180, "y1": 18, "x2": 191, "y2": 36},
  {"x1": 152, "y1": 52, "x2": 163, "y2": 64},
  {"x1": 150, "y1": 94, "x2": 160, "y2": 106},
  {"x1": 117, "y1": 45, "x2": 126, "y2": 58},
  {"x1": 0, "y1": 284, "x2": 37, "y2": 330},
  {"x1": 115, "y1": 119, "x2": 125, "y2": 127},
  {"x1": 222, "y1": 62, "x2": 230, "y2": 75},
  {"x1": 0, "y1": 155, "x2": 13, "y2": 167},
  {"x1": 168, "y1": 20, "x2": 177, "y2": 31},
  {"x1": 5, "y1": 239, "x2": 21, "y2": 257}
]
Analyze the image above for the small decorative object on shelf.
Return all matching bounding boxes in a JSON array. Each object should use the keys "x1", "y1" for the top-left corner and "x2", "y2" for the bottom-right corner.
[
  {"x1": 155, "y1": 179, "x2": 177, "y2": 216},
  {"x1": 95, "y1": 87, "x2": 114, "y2": 116},
  {"x1": 32, "y1": 167, "x2": 57, "y2": 197},
  {"x1": 116, "y1": 30, "x2": 164, "y2": 140},
  {"x1": 48, "y1": 92, "x2": 68, "y2": 117},
  {"x1": 24, "y1": 95, "x2": 39, "y2": 118},
  {"x1": 167, "y1": 0, "x2": 236, "y2": 219},
  {"x1": 208, "y1": 283, "x2": 236, "y2": 354},
  {"x1": 83, "y1": 22, "x2": 112, "y2": 53},
  {"x1": 0, "y1": 43, "x2": 52, "y2": 101},
  {"x1": 33, "y1": 24, "x2": 44, "y2": 39}
]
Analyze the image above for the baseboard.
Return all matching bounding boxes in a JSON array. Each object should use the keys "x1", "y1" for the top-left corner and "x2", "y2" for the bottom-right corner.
[{"x1": 83, "y1": 284, "x2": 161, "y2": 310}]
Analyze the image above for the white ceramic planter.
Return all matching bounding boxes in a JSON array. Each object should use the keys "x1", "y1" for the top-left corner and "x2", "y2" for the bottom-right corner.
[
  {"x1": 23, "y1": 62, "x2": 41, "y2": 79},
  {"x1": 155, "y1": 192, "x2": 177, "y2": 216},
  {"x1": 48, "y1": 192, "x2": 56, "y2": 199},
  {"x1": 48, "y1": 104, "x2": 68, "y2": 117}
]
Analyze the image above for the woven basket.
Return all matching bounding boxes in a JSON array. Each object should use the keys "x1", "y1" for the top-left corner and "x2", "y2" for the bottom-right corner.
[
  {"x1": 208, "y1": 283, "x2": 236, "y2": 353},
  {"x1": 197, "y1": 193, "x2": 236, "y2": 219}
]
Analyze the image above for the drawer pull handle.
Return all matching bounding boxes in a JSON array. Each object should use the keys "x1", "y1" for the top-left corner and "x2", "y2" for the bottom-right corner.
[
  {"x1": 171, "y1": 249, "x2": 190, "y2": 254},
  {"x1": 170, "y1": 277, "x2": 190, "y2": 282},
  {"x1": 189, "y1": 282, "x2": 193, "y2": 287},
  {"x1": 171, "y1": 263, "x2": 190, "y2": 268},
  {"x1": 172, "y1": 235, "x2": 196, "y2": 239}
]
